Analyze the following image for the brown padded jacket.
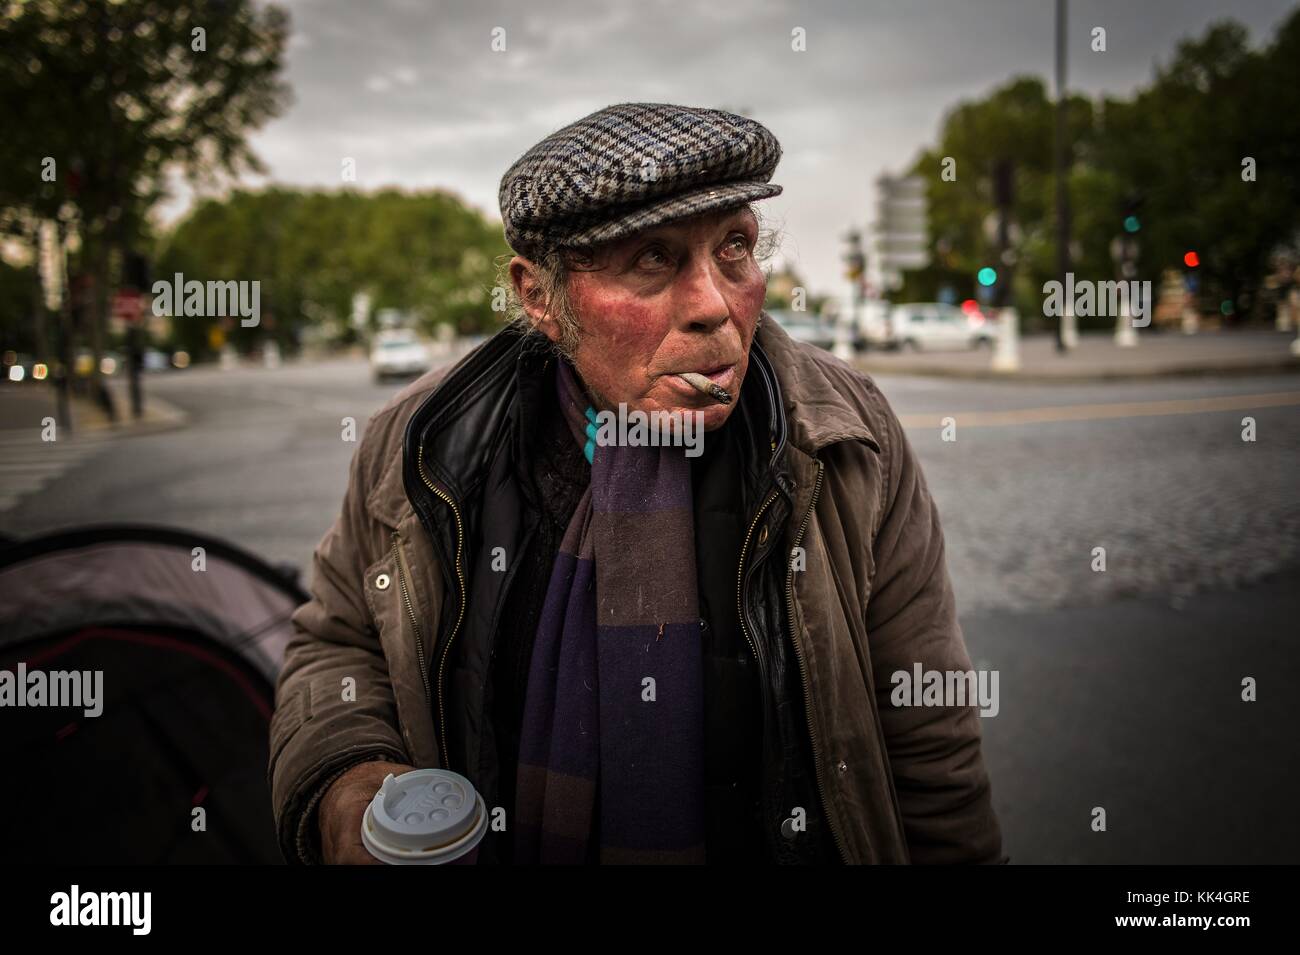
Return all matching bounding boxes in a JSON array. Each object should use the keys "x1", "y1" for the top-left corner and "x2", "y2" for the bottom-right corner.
[{"x1": 268, "y1": 317, "x2": 1006, "y2": 864}]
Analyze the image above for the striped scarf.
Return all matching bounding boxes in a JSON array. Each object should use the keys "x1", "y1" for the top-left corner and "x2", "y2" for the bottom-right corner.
[{"x1": 514, "y1": 358, "x2": 706, "y2": 863}]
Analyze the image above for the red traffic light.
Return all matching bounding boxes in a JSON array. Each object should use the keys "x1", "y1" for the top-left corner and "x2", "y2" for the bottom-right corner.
[{"x1": 1183, "y1": 251, "x2": 1200, "y2": 268}]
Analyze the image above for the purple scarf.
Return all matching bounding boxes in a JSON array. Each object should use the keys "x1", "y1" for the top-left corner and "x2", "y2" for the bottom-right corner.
[{"x1": 513, "y1": 359, "x2": 705, "y2": 863}]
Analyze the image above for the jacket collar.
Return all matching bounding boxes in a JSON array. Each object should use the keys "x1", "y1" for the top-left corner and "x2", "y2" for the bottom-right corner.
[{"x1": 753, "y1": 316, "x2": 880, "y2": 455}]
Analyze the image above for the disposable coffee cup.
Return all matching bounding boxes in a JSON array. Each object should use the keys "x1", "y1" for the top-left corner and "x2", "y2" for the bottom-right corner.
[{"x1": 360, "y1": 768, "x2": 487, "y2": 865}]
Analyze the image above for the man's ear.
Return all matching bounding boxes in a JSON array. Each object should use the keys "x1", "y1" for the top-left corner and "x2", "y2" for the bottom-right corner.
[{"x1": 509, "y1": 255, "x2": 562, "y2": 345}]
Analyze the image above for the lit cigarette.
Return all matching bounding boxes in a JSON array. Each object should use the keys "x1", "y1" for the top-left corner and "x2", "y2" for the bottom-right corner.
[{"x1": 680, "y1": 372, "x2": 732, "y2": 405}]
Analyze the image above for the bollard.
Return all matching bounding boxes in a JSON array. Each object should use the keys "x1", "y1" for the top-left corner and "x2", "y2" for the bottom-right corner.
[
  {"x1": 1115, "y1": 301, "x2": 1138, "y2": 347},
  {"x1": 991, "y1": 307, "x2": 1020, "y2": 372}
]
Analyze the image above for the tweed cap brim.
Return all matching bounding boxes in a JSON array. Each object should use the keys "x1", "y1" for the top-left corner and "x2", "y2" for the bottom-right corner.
[{"x1": 562, "y1": 179, "x2": 782, "y2": 253}]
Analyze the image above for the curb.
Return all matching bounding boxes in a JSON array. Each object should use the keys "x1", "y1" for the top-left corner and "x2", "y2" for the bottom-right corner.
[{"x1": 69, "y1": 390, "x2": 189, "y2": 438}]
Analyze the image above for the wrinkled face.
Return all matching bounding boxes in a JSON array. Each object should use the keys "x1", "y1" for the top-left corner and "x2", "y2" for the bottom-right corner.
[{"x1": 517, "y1": 205, "x2": 767, "y2": 432}]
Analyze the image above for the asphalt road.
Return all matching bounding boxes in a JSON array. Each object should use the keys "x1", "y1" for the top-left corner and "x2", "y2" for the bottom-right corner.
[{"x1": 2, "y1": 355, "x2": 1297, "y2": 863}]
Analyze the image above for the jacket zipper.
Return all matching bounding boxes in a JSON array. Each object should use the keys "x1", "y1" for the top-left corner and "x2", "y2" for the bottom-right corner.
[
  {"x1": 736, "y1": 490, "x2": 779, "y2": 665},
  {"x1": 783, "y1": 458, "x2": 849, "y2": 863},
  {"x1": 390, "y1": 532, "x2": 431, "y2": 706},
  {"x1": 416, "y1": 443, "x2": 467, "y2": 769}
]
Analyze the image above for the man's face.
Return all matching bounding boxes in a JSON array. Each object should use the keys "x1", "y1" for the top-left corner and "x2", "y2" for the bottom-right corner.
[{"x1": 519, "y1": 205, "x2": 767, "y2": 432}]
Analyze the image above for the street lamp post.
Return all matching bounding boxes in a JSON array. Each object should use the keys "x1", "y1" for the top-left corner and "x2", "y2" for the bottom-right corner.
[{"x1": 1054, "y1": 0, "x2": 1075, "y2": 352}]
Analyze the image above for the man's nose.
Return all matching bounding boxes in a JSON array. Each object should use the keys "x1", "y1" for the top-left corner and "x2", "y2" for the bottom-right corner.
[{"x1": 674, "y1": 255, "x2": 731, "y2": 332}]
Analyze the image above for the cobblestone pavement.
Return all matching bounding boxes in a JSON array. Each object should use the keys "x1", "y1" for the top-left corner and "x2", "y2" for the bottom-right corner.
[{"x1": 878, "y1": 372, "x2": 1300, "y2": 615}]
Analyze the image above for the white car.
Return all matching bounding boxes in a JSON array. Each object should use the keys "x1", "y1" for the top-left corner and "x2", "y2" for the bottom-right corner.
[
  {"x1": 767, "y1": 308, "x2": 838, "y2": 351},
  {"x1": 873, "y1": 303, "x2": 995, "y2": 351},
  {"x1": 370, "y1": 330, "x2": 430, "y2": 382}
]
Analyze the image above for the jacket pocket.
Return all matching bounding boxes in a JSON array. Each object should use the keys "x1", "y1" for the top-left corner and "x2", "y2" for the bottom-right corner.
[{"x1": 364, "y1": 530, "x2": 442, "y2": 769}]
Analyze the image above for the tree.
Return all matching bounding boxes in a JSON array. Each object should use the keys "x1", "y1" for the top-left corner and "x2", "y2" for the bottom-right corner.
[
  {"x1": 155, "y1": 187, "x2": 511, "y2": 358},
  {"x1": 906, "y1": 77, "x2": 1095, "y2": 327},
  {"x1": 1099, "y1": 14, "x2": 1300, "y2": 320},
  {"x1": 0, "y1": 0, "x2": 290, "y2": 400},
  {"x1": 899, "y1": 12, "x2": 1300, "y2": 327}
]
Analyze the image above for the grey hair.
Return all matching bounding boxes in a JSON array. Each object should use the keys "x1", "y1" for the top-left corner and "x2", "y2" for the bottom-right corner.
[{"x1": 494, "y1": 202, "x2": 782, "y2": 361}]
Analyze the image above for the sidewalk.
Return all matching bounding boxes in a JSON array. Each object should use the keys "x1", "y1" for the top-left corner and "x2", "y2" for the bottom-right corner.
[
  {"x1": 80, "y1": 378, "x2": 189, "y2": 435},
  {"x1": 0, "y1": 380, "x2": 187, "y2": 518},
  {"x1": 853, "y1": 329, "x2": 1300, "y2": 381},
  {"x1": 0, "y1": 378, "x2": 188, "y2": 438}
]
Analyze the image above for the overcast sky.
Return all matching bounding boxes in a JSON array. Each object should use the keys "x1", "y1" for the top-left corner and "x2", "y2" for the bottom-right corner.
[{"x1": 199, "y1": 0, "x2": 1296, "y2": 296}]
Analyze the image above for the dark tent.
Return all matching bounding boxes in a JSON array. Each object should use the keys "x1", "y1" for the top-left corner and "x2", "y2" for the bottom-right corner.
[{"x1": 0, "y1": 525, "x2": 303, "y2": 864}]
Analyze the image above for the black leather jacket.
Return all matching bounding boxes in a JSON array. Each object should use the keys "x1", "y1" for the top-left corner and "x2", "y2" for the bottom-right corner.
[{"x1": 401, "y1": 325, "x2": 842, "y2": 863}]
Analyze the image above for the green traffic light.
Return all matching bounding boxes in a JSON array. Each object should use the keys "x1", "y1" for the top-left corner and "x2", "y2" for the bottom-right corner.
[
  {"x1": 1124, "y1": 215, "x2": 1140, "y2": 233},
  {"x1": 977, "y1": 267, "x2": 997, "y2": 287}
]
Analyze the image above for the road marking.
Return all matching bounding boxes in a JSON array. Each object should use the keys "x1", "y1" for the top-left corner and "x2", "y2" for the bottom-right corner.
[
  {"x1": 0, "y1": 429, "x2": 113, "y2": 515},
  {"x1": 898, "y1": 390, "x2": 1300, "y2": 429}
]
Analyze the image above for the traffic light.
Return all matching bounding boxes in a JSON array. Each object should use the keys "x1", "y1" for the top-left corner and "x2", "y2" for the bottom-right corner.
[
  {"x1": 1121, "y1": 192, "x2": 1145, "y2": 235},
  {"x1": 1184, "y1": 251, "x2": 1200, "y2": 268},
  {"x1": 843, "y1": 229, "x2": 865, "y2": 280},
  {"x1": 977, "y1": 267, "x2": 998, "y2": 287}
]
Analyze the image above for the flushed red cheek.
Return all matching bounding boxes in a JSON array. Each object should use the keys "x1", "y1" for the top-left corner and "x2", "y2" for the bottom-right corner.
[
  {"x1": 571, "y1": 289, "x2": 666, "y2": 396},
  {"x1": 735, "y1": 272, "x2": 766, "y2": 329}
]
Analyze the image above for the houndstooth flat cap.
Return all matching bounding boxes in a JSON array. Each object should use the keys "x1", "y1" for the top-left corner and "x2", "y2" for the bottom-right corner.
[{"x1": 499, "y1": 102, "x2": 783, "y2": 259}]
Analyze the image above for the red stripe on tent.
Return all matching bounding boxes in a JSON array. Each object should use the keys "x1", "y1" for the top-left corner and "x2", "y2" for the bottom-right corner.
[{"x1": 22, "y1": 626, "x2": 273, "y2": 720}]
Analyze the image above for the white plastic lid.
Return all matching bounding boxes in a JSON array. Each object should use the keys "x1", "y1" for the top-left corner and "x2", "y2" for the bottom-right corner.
[{"x1": 365, "y1": 769, "x2": 480, "y2": 853}]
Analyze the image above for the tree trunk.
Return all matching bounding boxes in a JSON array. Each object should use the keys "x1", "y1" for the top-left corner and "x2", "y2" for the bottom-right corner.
[{"x1": 89, "y1": 239, "x2": 117, "y2": 422}]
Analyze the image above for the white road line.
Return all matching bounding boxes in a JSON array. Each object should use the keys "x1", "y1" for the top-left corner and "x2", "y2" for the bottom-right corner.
[
  {"x1": 898, "y1": 390, "x2": 1300, "y2": 429},
  {"x1": 0, "y1": 430, "x2": 113, "y2": 514}
]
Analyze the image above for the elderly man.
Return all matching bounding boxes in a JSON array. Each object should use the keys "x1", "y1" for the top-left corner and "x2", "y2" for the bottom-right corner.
[{"x1": 269, "y1": 102, "x2": 1004, "y2": 865}]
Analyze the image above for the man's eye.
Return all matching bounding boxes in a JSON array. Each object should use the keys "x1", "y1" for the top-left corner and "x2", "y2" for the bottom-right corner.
[
  {"x1": 636, "y1": 246, "x2": 672, "y2": 269},
  {"x1": 719, "y1": 234, "x2": 750, "y2": 260}
]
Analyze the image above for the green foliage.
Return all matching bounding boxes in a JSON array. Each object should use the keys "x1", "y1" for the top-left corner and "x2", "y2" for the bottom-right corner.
[
  {"x1": 155, "y1": 187, "x2": 511, "y2": 356},
  {"x1": 907, "y1": 77, "x2": 1096, "y2": 325},
  {"x1": 1, "y1": 0, "x2": 289, "y2": 235},
  {"x1": 1099, "y1": 16, "x2": 1300, "y2": 313},
  {"x1": 902, "y1": 12, "x2": 1300, "y2": 325},
  {"x1": 0, "y1": 0, "x2": 290, "y2": 356}
]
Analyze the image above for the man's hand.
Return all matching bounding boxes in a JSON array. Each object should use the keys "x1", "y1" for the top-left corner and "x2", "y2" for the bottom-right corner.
[{"x1": 318, "y1": 759, "x2": 416, "y2": 864}]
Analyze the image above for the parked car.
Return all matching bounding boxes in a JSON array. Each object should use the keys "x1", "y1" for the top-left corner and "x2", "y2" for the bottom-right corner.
[
  {"x1": 766, "y1": 308, "x2": 838, "y2": 351},
  {"x1": 850, "y1": 299, "x2": 892, "y2": 351},
  {"x1": 370, "y1": 329, "x2": 430, "y2": 382},
  {"x1": 870, "y1": 303, "x2": 995, "y2": 351}
]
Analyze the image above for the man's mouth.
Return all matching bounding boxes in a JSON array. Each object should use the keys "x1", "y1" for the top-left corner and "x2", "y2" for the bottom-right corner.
[
  {"x1": 664, "y1": 362, "x2": 738, "y2": 404},
  {"x1": 664, "y1": 361, "x2": 736, "y2": 381},
  {"x1": 694, "y1": 364, "x2": 733, "y2": 381}
]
